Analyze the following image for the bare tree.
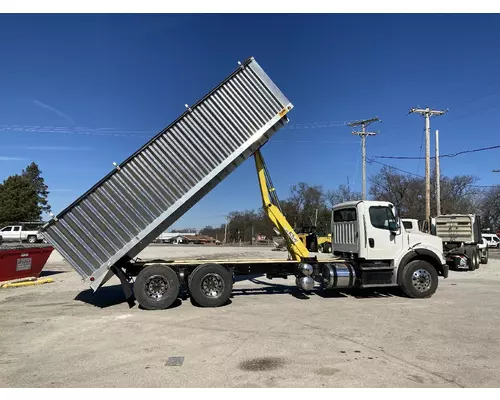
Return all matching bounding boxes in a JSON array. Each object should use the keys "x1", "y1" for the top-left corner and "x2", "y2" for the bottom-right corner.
[
  {"x1": 480, "y1": 185, "x2": 500, "y2": 230},
  {"x1": 370, "y1": 167, "x2": 480, "y2": 220},
  {"x1": 326, "y1": 184, "x2": 362, "y2": 207}
]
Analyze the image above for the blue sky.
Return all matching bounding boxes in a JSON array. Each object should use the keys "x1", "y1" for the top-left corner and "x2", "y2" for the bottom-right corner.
[{"x1": 1, "y1": 14, "x2": 500, "y2": 229}]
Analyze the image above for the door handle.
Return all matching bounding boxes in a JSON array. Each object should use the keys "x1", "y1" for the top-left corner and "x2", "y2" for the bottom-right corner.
[{"x1": 369, "y1": 238, "x2": 374, "y2": 248}]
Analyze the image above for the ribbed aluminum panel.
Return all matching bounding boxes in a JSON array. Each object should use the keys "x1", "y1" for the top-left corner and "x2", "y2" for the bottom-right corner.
[
  {"x1": 41, "y1": 57, "x2": 293, "y2": 289},
  {"x1": 436, "y1": 215, "x2": 474, "y2": 243},
  {"x1": 333, "y1": 222, "x2": 358, "y2": 246}
]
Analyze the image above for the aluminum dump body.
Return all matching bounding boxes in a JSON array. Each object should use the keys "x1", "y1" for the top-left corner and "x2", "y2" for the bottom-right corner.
[
  {"x1": 41, "y1": 57, "x2": 293, "y2": 290},
  {"x1": 435, "y1": 214, "x2": 481, "y2": 244}
]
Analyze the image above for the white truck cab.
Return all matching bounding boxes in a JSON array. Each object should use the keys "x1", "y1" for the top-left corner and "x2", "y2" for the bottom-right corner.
[
  {"x1": 401, "y1": 218, "x2": 420, "y2": 232},
  {"x1": 331, "y1": 201, "x2": 447, "y2": 295}
]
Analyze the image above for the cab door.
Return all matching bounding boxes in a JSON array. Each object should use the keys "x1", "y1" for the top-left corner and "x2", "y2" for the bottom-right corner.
[
  {"x1": 364, "y1": 205, "x2": 404, "y2": 260},
  {"x1": 1, "y1": 226, "x2": 15, "y2": 241}
]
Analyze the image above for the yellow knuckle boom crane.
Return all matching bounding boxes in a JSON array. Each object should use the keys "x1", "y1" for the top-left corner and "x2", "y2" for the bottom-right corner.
[{"x1": 254, "y1": 149, "x2": 312, "y2": 262}]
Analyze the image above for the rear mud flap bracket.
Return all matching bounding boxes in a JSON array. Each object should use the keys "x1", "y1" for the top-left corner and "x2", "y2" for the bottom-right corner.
[{"x1": 110, "y1": 265, "x2": 135, "y2": 308}]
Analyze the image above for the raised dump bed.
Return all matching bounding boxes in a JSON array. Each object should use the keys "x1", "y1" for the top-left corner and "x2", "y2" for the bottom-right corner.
[{"x1": 40, "y1": 57, "x2": 293, "y2": 290}]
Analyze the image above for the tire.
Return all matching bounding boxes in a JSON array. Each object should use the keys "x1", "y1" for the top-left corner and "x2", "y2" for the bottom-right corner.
[
  {"x1": 468, "y1": 248, "x2": 478, "y2": 271},
  {"x1": 133, "y1": 264, "x2": 180, "y2": 310},
  {"x1": 474, "y1": 249, "x2": 480, "y2": 269},
  {"x1": 318, "y1": 244, "x2": 324, "y2": 253},
  {"x1": 27, "y1": 235, "x2": 37, "y2": 244},
  {"x1": 323, "y1": 242, "x2": 332, "y2": 253},
  {"x1": 188, "y1": 263, "x2": 233, "y2": 307},
  {"x1": 400, "y1": 260, "x2": 438, "y2": 299},
  {"x1": 481, "y1": 249, "x2": 488, "y2": 265}
]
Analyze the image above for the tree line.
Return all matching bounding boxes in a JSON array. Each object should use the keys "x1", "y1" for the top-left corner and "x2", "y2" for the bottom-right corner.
[
  {"x1": 2, "y1": 160, "x2": 497, "y2": 238},
  {"x1": 0, "y1": 162, "x2": 50, "y2": 226},
  {"x1": 199, "y1": 183, "x2": 361, "y2": 242},
  {"x1": 199, "y1": 168, "x2": 500, "y2": 241}
]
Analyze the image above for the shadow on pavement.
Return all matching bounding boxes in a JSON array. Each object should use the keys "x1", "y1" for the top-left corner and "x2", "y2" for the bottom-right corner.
[
  {"x1": 40, "y1": 270, "x2": 67, "y2": 277},
  {"x1": 138, "y1": 298, "x2": 182, "y2": 311},
  {"x1": 76, "y1": 284, "x2": 185, "y2": 310},
  {"x1": 75, "y1": 284, "x2": 132, "y2": 308},
  {"x1": 234, "y1": 278, "x2": 402, "y2": 299},
  {"x1": 189, "y1": 297, "x2": 233, "y2": 308}
]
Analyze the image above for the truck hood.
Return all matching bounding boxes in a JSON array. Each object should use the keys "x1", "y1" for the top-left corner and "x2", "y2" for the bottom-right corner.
[{"x1": 408, "y1": 231, "x2": 444, "y2": 254}]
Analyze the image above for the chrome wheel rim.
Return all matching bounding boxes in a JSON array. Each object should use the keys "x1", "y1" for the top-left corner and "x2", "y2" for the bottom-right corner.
[
  {"x1": 145, "y1": 275, "x2": 169, "y2": 300},
  {"x1": 412, "y1": 269, "x2": 432, "y2": 292},
  {"x1": 200, "y1": 273, "x2": 225, "y2": 299}
]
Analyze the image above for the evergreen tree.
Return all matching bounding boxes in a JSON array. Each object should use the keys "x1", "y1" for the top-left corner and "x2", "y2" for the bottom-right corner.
[
  {"x1": 0, "y1": 175, "x2": 40, "y2": 225},
  {"x1": 22, "y1": 162, "x2": 51, "y2": 215}
]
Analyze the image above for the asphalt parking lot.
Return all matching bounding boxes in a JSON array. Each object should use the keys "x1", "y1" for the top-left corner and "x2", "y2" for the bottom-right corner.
[{"x1": 1, "y1": 245, "x2": 500, "y2": 388}]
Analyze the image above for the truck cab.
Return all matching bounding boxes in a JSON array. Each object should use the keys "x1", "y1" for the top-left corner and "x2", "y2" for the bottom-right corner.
[
  {"x1": 401, "y1": 218, "x2": 420, "y2": 233},
  {"x1": 331, "y1": 201, "x2": 447, "y2": 292}
]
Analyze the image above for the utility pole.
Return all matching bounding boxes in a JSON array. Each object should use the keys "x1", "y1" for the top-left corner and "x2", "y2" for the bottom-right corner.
[
  {"x1": 409, "y1": 107, "x2": 447, "y2": 223},
  {"x1": 348, "y1": 117, "x2": 380, "y2": 200},
  {"x1": 223, "y1": 217, "x2": 229, "y2": 244},
  {"x1": 435, "y1": 130, "x2": 441, "y2": 216}
]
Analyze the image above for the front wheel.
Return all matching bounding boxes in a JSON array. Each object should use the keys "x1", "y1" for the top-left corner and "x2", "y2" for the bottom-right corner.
[
  {"x1": 133, "y1": 264, "x2": 180, "y2": 310},
  {"x1": 400, "y1": 260, "x2": 438, "y2": 298}
]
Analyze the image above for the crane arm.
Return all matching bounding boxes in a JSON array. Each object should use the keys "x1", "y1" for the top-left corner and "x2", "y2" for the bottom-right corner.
[{"x1": 254, "y1": 149, "x2": 311, "y2": 261}]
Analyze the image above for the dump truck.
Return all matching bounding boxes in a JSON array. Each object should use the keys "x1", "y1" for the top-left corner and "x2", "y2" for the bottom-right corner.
[
  {"x1": 432, "y1": 214, "x2": 486, "y2": 270},
  {"x1": 41, "y1": 57, "x2": 448, "y2": 310}
]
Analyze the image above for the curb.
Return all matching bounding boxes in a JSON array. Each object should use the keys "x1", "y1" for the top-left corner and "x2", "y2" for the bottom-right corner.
[{"x1": 1, "y1": 278, "x2": 54, "y2": 289}]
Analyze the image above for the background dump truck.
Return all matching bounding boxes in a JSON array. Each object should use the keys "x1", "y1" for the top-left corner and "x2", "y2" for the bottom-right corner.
[
  {"x1": 433, "y1": 214, "x2": 487, "y2": 270},
  {"x1": 41, "y1": 58, "x2": 448, "y2": 311}
]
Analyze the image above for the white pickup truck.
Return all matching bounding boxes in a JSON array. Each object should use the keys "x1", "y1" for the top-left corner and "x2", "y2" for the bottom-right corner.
[{"x1": 0, "y1": 225, "x2": 44, "y2": 243}]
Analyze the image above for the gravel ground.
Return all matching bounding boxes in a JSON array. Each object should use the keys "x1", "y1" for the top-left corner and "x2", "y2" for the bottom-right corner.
[{"x1": 1, "y1": 245, "x2": 500, "y2": 388}]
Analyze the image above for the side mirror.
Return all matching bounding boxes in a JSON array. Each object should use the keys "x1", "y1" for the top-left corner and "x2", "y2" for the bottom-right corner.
[{"x1": 389, "y1": 221, "x2": 400, "y2": 235}]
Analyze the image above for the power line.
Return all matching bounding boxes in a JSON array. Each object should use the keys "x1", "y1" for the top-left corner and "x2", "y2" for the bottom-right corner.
[
  {"x1": 367, "y1": 158, "x2": 424, "y2": 178},
  {"x1": 371, "y1": 144, "x2": 500, "y2": 160}
]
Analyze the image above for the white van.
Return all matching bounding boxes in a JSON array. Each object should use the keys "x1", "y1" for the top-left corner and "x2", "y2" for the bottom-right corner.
[{"x1": 482, "y1": 233, "x2": 500, "y2": 248}]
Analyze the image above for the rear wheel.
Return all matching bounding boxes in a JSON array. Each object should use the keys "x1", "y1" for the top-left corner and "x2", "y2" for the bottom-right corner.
[
  {"x1": 474, "y1": 249, "x2": 480, "y2": 269},
  {"x1": 133, "y1": 264, "x2": 179, "y2": 310},
  {"x1": 468, "y1": 249, "x2": 478, "y2": 271},
  {"x1": 188, "y1": 263, "x2": 233, "y2": 307},
  {"x1": 27, "y1": 235, "x2": 37, "y2": 244},
  {"x1": 481, "y1": 248, "x2": 489, "y2": 265},
  {"x1": 400, "y1": 260, "x2": 438, "y2": 298}
]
